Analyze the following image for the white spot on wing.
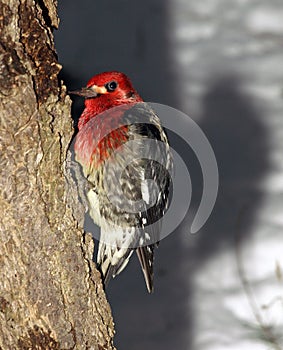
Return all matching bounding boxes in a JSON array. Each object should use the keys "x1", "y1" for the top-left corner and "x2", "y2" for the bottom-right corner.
[
  {"x1": 145, "y1": 232, "x2": 150, "y2": 240},
  {"x1": 141, "y1": 179, "x2": 150, "y2": 204}
]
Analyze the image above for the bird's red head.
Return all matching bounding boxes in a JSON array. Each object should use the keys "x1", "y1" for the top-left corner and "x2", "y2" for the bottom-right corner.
[{"x1": 70, "y1": 71, "x2": 143, "y2": 129}]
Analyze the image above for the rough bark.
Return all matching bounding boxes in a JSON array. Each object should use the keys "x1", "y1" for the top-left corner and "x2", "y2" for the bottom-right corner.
[{"x1": 0, "y1": 0, "x2": 116, "y2": 349}]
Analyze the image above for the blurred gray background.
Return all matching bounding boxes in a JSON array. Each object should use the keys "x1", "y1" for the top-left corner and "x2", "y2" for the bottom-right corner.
[{"x1": 55, "y1": 1, "x2": 283, "y2": 349}]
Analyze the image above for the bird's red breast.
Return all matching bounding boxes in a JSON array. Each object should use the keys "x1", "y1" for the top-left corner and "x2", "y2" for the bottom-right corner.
[{"x1": 73, "y1": 71, "x2": 143, "y2": 169}]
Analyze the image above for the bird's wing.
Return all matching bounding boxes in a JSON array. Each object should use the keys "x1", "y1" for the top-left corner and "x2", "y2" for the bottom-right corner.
[{"x1": 86, "y1": 103, "x2": 173, "y2": 291}]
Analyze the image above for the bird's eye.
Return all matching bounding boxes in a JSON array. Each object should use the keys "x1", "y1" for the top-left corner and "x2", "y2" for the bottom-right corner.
[{"x1": 105, "y1": 81, "x2": 118, "y2": 92}]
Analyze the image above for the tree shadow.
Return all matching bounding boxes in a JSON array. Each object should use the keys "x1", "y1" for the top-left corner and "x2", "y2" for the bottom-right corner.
[
  {"x1": 193, "y1": 74, "x2": 271, "y2": 265},
  {"x1": 160, "y1": 73, "x2": 271, "y2": 348}
]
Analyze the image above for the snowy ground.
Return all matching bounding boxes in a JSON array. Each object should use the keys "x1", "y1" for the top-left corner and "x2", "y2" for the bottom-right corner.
[{"x1": 55, "y1": 0, "x2": 283, "y2": 349}]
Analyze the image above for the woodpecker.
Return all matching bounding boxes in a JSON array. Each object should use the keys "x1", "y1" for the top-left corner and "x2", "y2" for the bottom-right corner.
[{"x1": 70, "y1": 71, "x2": 172, "y2": 292}]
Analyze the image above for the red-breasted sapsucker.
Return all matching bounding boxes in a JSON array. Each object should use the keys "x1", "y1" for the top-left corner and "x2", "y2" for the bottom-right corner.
[{"x1": 70, "y1": 71, "x2": 172, "y2": 292}]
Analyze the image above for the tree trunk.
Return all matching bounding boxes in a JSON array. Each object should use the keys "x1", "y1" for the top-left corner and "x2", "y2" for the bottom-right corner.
[{"x1": 0, "y1": 0, "x2": 115, "y2": 349}]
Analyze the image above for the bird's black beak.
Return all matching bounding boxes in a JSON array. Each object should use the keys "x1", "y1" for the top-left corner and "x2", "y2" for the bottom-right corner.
[
  {"x1": 69, "y1": 85, "x2": 107, "y2": 98},
  {"x1": 69, "y1": 87, "x2": 98, "y2": 98}
]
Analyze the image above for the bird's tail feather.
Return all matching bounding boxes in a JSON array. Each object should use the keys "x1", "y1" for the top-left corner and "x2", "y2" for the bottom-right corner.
[{"x1": 136, "y1": 245, "x2": 155, "y2": 293}]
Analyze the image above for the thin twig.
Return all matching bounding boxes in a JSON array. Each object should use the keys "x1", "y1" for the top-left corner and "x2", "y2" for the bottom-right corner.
[{"x1": 234, "y1": 206, "x2": 282, "y2": 350}]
